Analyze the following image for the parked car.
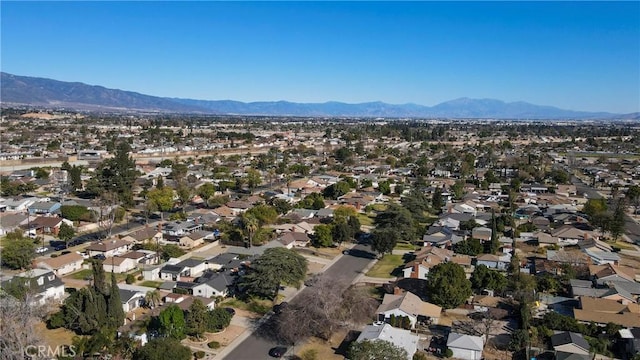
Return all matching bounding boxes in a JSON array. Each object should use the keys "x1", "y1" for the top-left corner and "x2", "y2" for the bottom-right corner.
[
  {"x1": 268, "y1": 346, "x2": 288, "y2": 358},
  {"x1": 35, "y1": 247, "x2": 48, "y2": 254},
  {"x1": 272, "y1": 302, "x2": 288, "y2": 315},
  {"x1": 54, "y1": 244, "x2": 67, "y2": 251},
  {"x1": 92, "y1": 254, "x2": 106, "y2": 260}
]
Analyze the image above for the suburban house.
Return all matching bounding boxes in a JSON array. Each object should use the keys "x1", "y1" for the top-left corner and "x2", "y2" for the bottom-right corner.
[
  {"x1": 178, "y1": 229, "x2": 212, "y2": 249},
  {"x1": 119, "y1": 288, "x2": 145, "y2": 313},
  {"x1": 31, "y1": 216, "x2": 71, "y2": 235},
  {"x1": 356, "y1": 323, "x2": 419, "y2": 360},
  {"x1": 162, "y1": 220, "x2": 202, "y2": 237},
  {"x1": 550, "y1": 331, "x2": 592, "y2": 360},
  {"x1": 163, "y1": 294, "x2": 216, "y2": 311},
  {"x1": 278, "y1": 231, "x2": 311, "y2": 249},
  {"x1": 0, "y1": 213, "x2": 29, "y2": 236},
  {"x1": 590, "y1": 264, "x2": 637, "y2": 285},
  {"x1": 573, "y1": 296, "x2": 640, "y2": 328},
  {"x1": 119, "y1": 250, "x2": 160, "y2": 266},
  {"x1": 141, "y1": 264, "x2": 163, "y2": 281},
  {"x1": 3, "y1": 269, "x2": 65, "y2": 305},
  {"x1": 376, "y1": 290, "x2": 442, "y2": 328},
  {"x1": 188, "y1": 271, "x2": 235, "y2": 298},
  {"x1": 159, "y1": 258, "x2": 207, "y2": 281},
  {"x1": 33, "y1": 252, "x2": 84, "y2": 277},
  {"x1": 225, "y1": 200, "x2": 252, "y2": 215},
  {"x1": 28, "y1": 201, "x2": 61, "y2": 215},
  {"x1": 103, "y1": 256, "x2": 138, "y2": 274},
  {"x1": 2, "y1": 197, "x2": 38, "y2": 212},
  {"x1": 121, "y1": 227, "x2": 163, "y2": 245},
  {"x1": 402, "y1": 247, "x2": 456, "y2": 279},
  {"x1": 476, "y1": 253, "x2": 511, "y2": 271},
  {"x1": 86, "y1": 239, "x2": 132, "y2": 258},
  {"x1": 619, "y1": 328, "x2": 640, "y2": 359},
  {"x1": 211, "y1": 205, "x2": 236, "y2": 220},
  {"x1": 446, "y1": 332, "x2": 485, "y2": 360},
  {"x1": 472, "y1": 227, "x2": 492, "y2": 242}
]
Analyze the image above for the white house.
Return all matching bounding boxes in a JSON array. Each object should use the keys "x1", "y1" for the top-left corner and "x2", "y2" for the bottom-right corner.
[
  {"x1": 356, "y1": 323, "x2": 418, "y2": 360},
  {"x1": 86, "y1": 239, "x2": 132, "y2": 258},
  {"x1": 375, "y1": 290, "x2": 442, "y2": 328},
  {"x1": 33, "y1": 252, "x2": 84, "y2": 277},
  {"x1": 4, "y1": 269, "x2": 66, "y2": 305},
  {"x1": 119, "y1": 288, "x2": 145, "y2": 313},
  {"x1": 103, "y1": 257, "x2": 138, "y2": 274},
  {"x1": 446, "y1": 332, "x2": 485, "y2": 360}
]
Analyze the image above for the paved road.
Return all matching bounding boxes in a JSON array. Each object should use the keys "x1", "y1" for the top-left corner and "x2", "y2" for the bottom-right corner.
[
  {"x1": 223, "y1": 244, "x2": 376, "y2": 360},
  {"x1": 572, "y1": 176, "x2": 640, "y2": 244}
]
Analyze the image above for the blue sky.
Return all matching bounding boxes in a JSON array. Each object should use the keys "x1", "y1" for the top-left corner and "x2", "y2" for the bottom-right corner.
[{"x1": 2, "y1": 1, "x2": 639, "y2": 113}]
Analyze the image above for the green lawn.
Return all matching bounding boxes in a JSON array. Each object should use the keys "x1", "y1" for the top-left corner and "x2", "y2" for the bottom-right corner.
[
  {"x1": 139, "y1": 280, "x2": 162, "y2": 289},
  {"x1": 394, "y1": 242, "x2": 418, "y2": 251},
  {"x1": 357, "y1": 213, "x2": 374, "y2": 227},
  {"x1": 365, "y1": 254, "x2": 404, "y2": 278},
  {"x1": 219, "y1": 297, "x2": 274, "y2": 315},
  {"x1": 69, "y1": 269, "x2": 93, "y2": 280}
]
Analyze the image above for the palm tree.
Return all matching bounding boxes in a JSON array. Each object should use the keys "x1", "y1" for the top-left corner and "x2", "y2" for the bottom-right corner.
[
  {"x1": 144, "y1": 290, "x2": 161, "y2": 314},
  {"x1": 243, "y1": 214, "x2": 259, "y2": 248}
]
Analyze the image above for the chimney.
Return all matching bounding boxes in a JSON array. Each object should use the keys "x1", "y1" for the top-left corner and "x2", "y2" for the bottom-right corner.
[{"x1": 393, "y1": 286, "x2": 402, "y2": 295}]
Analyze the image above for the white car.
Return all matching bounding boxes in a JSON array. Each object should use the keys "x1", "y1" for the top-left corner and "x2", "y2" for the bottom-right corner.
[{"x1": 35, "y1": 247, "x2": 48, "y2": 254}]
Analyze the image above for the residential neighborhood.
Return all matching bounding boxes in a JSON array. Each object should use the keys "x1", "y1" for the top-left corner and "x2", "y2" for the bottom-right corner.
[{"x1": 1, "y1": 112, "x2": 640, "y2": 360}]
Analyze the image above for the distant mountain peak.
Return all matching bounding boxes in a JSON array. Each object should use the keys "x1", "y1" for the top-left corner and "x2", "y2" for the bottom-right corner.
[{"x1": 0, "y1": 72, "x2": 622, "y2": 119}]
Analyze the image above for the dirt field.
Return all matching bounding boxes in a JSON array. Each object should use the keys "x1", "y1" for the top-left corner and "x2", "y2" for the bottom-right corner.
[
  {"x1": 37, "y1": 322, "x2": 76, "y2": 349},
  {"x1": 206, "y1": 325, "x2": 247, "y2": 346},
  {"x1": 295, "y1": 328, "x2": 349, "y2": 360}
]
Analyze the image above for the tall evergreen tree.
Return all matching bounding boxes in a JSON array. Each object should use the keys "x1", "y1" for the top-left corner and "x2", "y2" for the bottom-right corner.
[
  {"x1": 490, "y1": 209, "x2": 500, "y2": 254},
  {"x1": 107, "y1": 271, "x2": 125, "y2": 329},
  {"x1": 186, "y1": 299, "x2": 208, "y2": 340}
]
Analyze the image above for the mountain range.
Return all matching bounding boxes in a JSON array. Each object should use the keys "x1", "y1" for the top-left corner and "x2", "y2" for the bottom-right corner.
[{"x1": 0, "y1": 72, "x2": 633, "y2": 119}]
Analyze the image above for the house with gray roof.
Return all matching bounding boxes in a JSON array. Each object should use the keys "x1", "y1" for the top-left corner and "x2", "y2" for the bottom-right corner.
[
  {"x1": 446, "y1": 332, "x2": 484, "y2": 360},
  {"x1": 550, "y1": 331, "x2": 592, "y2": 360}
]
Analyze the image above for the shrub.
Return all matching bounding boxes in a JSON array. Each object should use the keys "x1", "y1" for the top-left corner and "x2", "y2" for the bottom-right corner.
[
  {"x1": 413, "y1": 352, "x2": 428, "y2": 360},
  {"x1": 194, "y1": 351, "x2": 205, "y2": 359},
  {"x1": 125, "y1": 274, "x2": 136, "y2": 284},
  {"x1": 445, "y1": 348, "x2": 453, "y2": 358},
  {"x1": 207, "y1": 341, "x2": 220, "y2": 349},
  {"x1": 50, "y1": 254, "x2": 59, "y2": 258},
  {"x1": 300, "y1": 349, "x2": 318, "y2": 360},
  {"x1": 137, "y1": 275, "x2": 144, "y2": 281},
  {"x1": 46, "y1": 312, "x2": 65, "y2": 329}
]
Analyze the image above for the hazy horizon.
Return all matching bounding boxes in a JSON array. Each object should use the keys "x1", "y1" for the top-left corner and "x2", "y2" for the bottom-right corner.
[{"x1": 1, "y1": 1, "x2": 639, "y2": 113}]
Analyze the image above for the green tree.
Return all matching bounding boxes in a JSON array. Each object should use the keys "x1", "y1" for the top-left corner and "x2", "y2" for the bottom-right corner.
[
  {"x1": 450, "y1": 180, "x2": 465, "y2": 199},
  {"x1": 245, "y1": 169, "x2": 262, "y2": 192},
  {"x1": 349, "y1": 340, "x2": 408, "y2": 360},
  {"x1": 470, "y1": 265, "x2": 507, "y2": 292},
  {"x1": 89, "y1": 141, "x2": 137, "y2": 207},
  {"x1": 322, "y1": 181, "x2": 351, "y2": 199},
  {"x1": 378, "y1": 180, "x2": 391, "y2": 195},
  {"x1": 186, "y1": 299, "x2": 208, "y2": 340},
  {"x1": 297, "y1": 193, "x2": 325, "y2": 210},
  {"x1": 1, "y1": 230, "x2": 36, "y2": 269},
  {"x1": 158, "y1": 304, "x2": 186, "y2": 340},
  {"x1": 371, "y1": 227, "x2": 399, "y2": 256},
  {"x1": 106, "y1": 271, "x2": 125, "y2": 329},
  {"x1": 271, "y1": 198, "x2": 293, "y2": 215},
  {"x1": 133, "y1": 338, "x2": 191, "y2": 360},
  {"x1": 332, "y1": 221, "x2": 353, "y2": 246},
  {"x1": 610, "y1": 199, "x2": 626, "y2": 240},
  {"x1": 60, "y1": 205, "x2": 91, "y2": 222},
  {"x1": 453, "y1": 238, "x2": 483, "y2": 256},
  {"x1": 146, "y1": 187, "x2": 174, "y2": 215},
  {"x1": 374, "y1": 204, "x2": 415, "y2": 243},
  {"x1": 239, "y1": 247, "x2": 308, "y2": 299},
  {"x1": 426, "y1": 262, "x2": 472, "y2": 309},
  {"x1": 58, "y1": 222, "x2": 75, "y2": 244},
  {"x1": 432, "y1": 187, "x2": 444, "y2": 213},
  {"x1": 205, "y1": 308, "x2": 232, "y2": 332},
  {"x1": 197, "y1": 183, "x2": 217, "y2": 202},
  {"x1": 245, "y1": 204, "x2": 279, "y2": 225},
  {"x1": 313, "y1": 224, "x2": 334, "y2": 247}
]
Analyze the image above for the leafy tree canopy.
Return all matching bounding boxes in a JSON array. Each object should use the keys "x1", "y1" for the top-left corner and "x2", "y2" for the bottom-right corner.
[
  {"x1": 349, "y1": 340, "x2": 408, "y2": 360},
  {"x1": 426, "y1": 262, "x2": 472, "y2": 309},
  {"x1": 134, "y1": 338, "x2": 191, "y2": 360},
  {"x1": 1, "y1": 230, "x2": 36, "y2": 269},
  {"x1": 239, "y1": 247, "x2": 308, "y2": 299}
]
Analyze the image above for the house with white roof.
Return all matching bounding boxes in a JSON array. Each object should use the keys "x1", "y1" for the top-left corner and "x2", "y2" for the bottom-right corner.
[{"x1": 356, "y1": 323, "x2": 419, "y2": 360}]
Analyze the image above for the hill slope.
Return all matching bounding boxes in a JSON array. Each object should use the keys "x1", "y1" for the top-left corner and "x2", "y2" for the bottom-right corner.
[{"x1": 0, "y1": 72, "x2": 621, "y2": 118}]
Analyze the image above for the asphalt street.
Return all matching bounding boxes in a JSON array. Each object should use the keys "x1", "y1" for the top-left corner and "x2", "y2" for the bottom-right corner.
[{"x1": 223, "y1": 243, "x2": 376, "y2": 360}]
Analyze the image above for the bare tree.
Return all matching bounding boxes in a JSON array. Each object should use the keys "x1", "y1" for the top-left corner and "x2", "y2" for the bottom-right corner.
[
  {"x1": 276, "y1": 275, "x2": 378, "y2": 345},
  {"x1": 0, "y1": 291, "x2": 47, "y2": 359}
]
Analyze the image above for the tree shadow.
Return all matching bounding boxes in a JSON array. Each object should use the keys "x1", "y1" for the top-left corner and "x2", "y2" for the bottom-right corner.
[{"x1": 332, "y1": 330, "x2": 360, "y2": 357}]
